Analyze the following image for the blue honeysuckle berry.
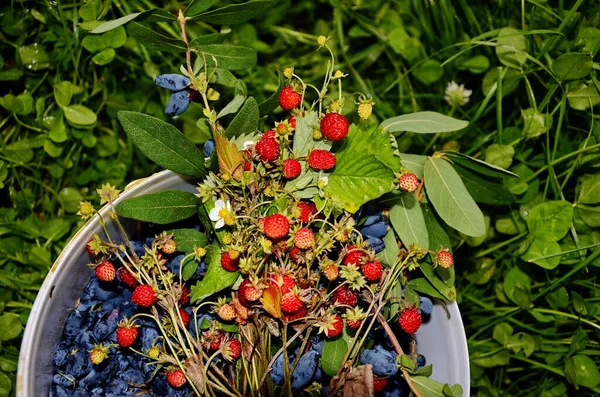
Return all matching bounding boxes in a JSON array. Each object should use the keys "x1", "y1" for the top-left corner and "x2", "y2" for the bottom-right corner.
[
  {"x1": 416, "y1": 354, "x2": 426, "y2": 368},
  {"x1": 291, "y1": 350, "x2": 319, "y2": 391},
  {"x1": 50, "y1": 386, "x2": 70, "y2": 397},
  {"x1": 419, "y1": 296, "x2": 433, "y2": 316},
  {"x1": 360, "y1": 221, "x2": 388, "y2": 239},
  {"x1": 154, "y1": 74, "x2": 190, "y2": 91},
  {"x1": 53, "y1": 374, "x2": 75, "y2": 389},
  {"x1": 366, "y1": 236, "x2": 385, "y2": 253},
  {"x1": 360, "y1": 345, "x2": 398, "y2": 376},
  {"x1": 270, "y1": 353, "x2": 286, "y2": 385},
  {"x1": 165, "y1": 90, "x2": 191, "y2": 117},
  {"x1": 203, "y1": 138, "x2": 215, "y2": 158}
]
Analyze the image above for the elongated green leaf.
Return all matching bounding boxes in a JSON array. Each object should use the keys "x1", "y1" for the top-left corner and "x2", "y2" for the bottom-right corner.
[
  {"x1": 63, "y1": 105, "x2": 97, "y2": 127},
  {"x1": 196, "y1": 44, "x2": 256, "y2": 70},
  {"x1": 116, "y1": 190, "x2": 198, "y2": 224},
  {"x1": 189, "y1": 33, "x2": 228, "y2": 46},
  {"x1": 217, "y1": 95, "x2": 245, "y2": 119},
  {"x1": 259, "y1": 71, "x2": 283, "y2": 114},
  {"x1": 91, "y1": 13, "x2": 141, "y2": 33},
  {"x1": 185, "y1": 0, "x2": 219, "y2": 16},
  {"x1": 411, "y1": 376, "x2": 462, "y2": 397},
  {"x1": 442, "y1": 151, "x2": 518, "y2": 178},
  {"x1": 192, "y1": 0, "x2": 276, "y2": 25},
  {"x1": 452, "y1": 163, "x2": 516, "y2": 205},
  {"x1": 424, "y1": 157, "x2": 486, "y2": 237},
  {"x1": 118, "y1": 111, "x2": 206, "y2": 177},
  {"x1": 400, "y1": 153, "x2": 427, "y2": 179},
  {"x1": 127, "y1": 22, "x2": 186, "y2": 52},
  {"x1": 422, "y1": 205, "x2": 451, "y2": 252},
  {"x1": 408, "y1": 278, "x2": 445, "y2": 299},
  {"x1": 168, "y1": 228, "x2": 208, "y2": 253},
  {"x1": 325, "y1": 124, "x2": 396, "y2": 213},
  {"x1": 225, "y1": 97, "x2": 259, "y2": 138},
  {"x1": 191, "y1": 244, "x2": 239, "y2": 302},
  {"x1": 377, "y1": 230, "x2": 400, "y2": 266},
  {"x1": 321, "y1": 335, "x2": 349, "y2": 376},
  {"x1": 389, "y1": 192, "x2": 429, "y2": 250},
  {"x1": 381, "y1": 111, "x2": 468, "y2": 134},
  {"x1": 419, "y1": 262, "x2": 456, "y2": 300}
]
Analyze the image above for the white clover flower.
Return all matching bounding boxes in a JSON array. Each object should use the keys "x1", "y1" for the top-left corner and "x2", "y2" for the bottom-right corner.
[
  {"x1": 243, "y1": 141, "x2": 255, "y2": 150},
  {"x1": 444, "y1": 81, "x2": 472, "y2": 107},
  {"x1": 209, "y1": 199, "x2": 234, "y2": 229},
  {"x1": 318, "y1": 176, "x2": 329, "y2": 189}
]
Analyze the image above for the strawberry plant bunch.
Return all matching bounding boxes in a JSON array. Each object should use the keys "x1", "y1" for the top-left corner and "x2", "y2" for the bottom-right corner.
[{"x1": 47, "y1": 8, "x2": 516, "y2": 397}]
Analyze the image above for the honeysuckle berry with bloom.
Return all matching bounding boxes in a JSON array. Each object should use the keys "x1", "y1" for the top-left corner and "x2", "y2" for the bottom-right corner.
[
  {"x1": 155, "y1": 73, "x2": 201, "y2": 116},
  {"x1": 444, "y1": 81, "x2": 473, "y2": 107}
]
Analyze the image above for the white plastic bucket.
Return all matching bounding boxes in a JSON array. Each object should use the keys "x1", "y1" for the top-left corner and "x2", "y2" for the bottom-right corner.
[{"x1": 17, "y1": 170, "x2": 470, "y2": 396}]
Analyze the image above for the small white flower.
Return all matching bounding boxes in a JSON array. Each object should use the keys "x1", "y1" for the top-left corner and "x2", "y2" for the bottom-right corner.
[
  {"x1": 318, "y1": 176, "x2": 329, "y2": 189},
  {"x1": 444, "y1": 81, "x2": 472, "y2": 107},
  {"x1": 208, "y1": 199, "x2": 233, "y2": 229},
  {"x1": 243, "y1": 141, "x2": 255, "y2": 150}
]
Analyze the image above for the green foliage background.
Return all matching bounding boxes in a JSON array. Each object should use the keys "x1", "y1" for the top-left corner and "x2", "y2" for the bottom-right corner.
[{"x1": 1, "y1": 0, "x2": 600, "y2": 396}]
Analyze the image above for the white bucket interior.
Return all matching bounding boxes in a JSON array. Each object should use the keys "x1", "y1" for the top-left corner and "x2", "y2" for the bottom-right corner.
[{"x1": 17, "y1": 170, "x2": 470, "y2": 396}]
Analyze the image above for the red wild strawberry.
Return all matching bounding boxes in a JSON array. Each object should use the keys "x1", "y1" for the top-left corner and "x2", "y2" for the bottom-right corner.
[
  {"x1": 223, "y1": 338, "x2": 242, "y2": 361},
  {"x1": 373, "y1": 377, "x2": 388, "y2": 393},
  {"x1": 178, "y1": 308, "x2": 190, "y2": 327},
  {"x1": 255, "y1": 137, "x2": 280, "y2": 162},
  {"x1": 86, "y1": 240, "x2": 97, "y2": 256},
  {"x1": 207, "y1": 330, "x2": 224, "y2": 350},
  {"x1": 308, "y1": 150, "x2": 336, "y2": 170},
  {"x1": 89, "y1": 345, "x2": 109, "y2": 365},
  {"x1": 218, "y1": 304, "x2": 237, "y2": 321},
  {"x1": 297, "y1": 201, "x2": 318, "y2": 223},
  {"x1": 323, "y1": 263, "x2": 339, "y2": 281},
  {"x1": 281, "y1": 291, "x2": 303, "y2": 314},
  {"x1": 332, "y1": 285, "x2": 358, "y2": 306},
  {"x1": 346, "y1": 307, "x2": 365, "y2": 330},
  {"x1": 161, "y1": 239, "x2": 177, "y2": 254},
  {"x1": 263, "y1": 130, "x2": 276, "y2": 140},
  {"x1": 118, "y1": 267, "x2": 139, "y2": 289},
  {"x1": 221, "y1": 252, "x2": 239, "y2": 272},
  {"x1": 437, "y1": 250, "x2": 454, "y2": 268},
  {"x1": 343, "y1": 245, "x2": 366, "y2": 266},
  {"x1": 243, "y1": 284, "x2": 263, "y2": 302},
  {"x1": 167, "y1": 369, "x2": 187, "y2": 388},
  {"x1": 180, "y1": 285, "x2": 190, "y2": 305},
  {"x1": 263, "y1": 214, "x2": 290, "y2": 239},
  {"x1": 362, "y1": 261, "x2": 383, "y2": 281},
  {"x1": 283, "y1": 159, "x2": 302, "y2": 179},
  {"x1": 271, "y1": 274, "x2": 296, "y2": 295},
  {"x1": 289, "y1": 115, "x2": 296, "y2": 129},
  {"x1": 398, "y1": 308, "x2": 422, "y2": 335},
  {"x1": 398, "y1": 173, "x2": 420, "y2": 192},
  {"x1": 320, "y1": 113, "x2": 349, "y2": 141},
  {"x1": 346, "y1": 318, "x2": 361, "y2": 329},
  {"x1": 237, "y1": 279, "x2": 252, "y2": 307},
  {"x1": 131, "y1": 284, "x2": 156, "y2": 307},
  {"x1": 241, "y1": 150, "x2": 253, "y2": 171},
  {"x1": 116, "y1": 321, "x2": 139, "y2": 348},
  {"x1": 95, "y1": 261, "x2": 116, "y2": 282},
  {"x1": 324, "y1": 314, "x2": 343, "y2": 338},
  {"x1": 289, "y1": 246, "x2": 303, "y2": 264},
  {"x1": 294, "y1": 228, "x2": 315, "y2": 249},
  {"x1": 279, "y1": 85, "x2": 302, "y2": 111}
]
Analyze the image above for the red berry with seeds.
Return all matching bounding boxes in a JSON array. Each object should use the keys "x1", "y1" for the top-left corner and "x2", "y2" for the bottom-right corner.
[
  {"x1": 320, "y1": 113, "x2": 349, "y2": 141},
  {"x1": 178, "y1": 308, "x2": 190, "y2": 327},
  {"x1": 255, "y1": 138, "x2": 280, "y2": 162},
  {"x1": 294, "y1": 228, "x2": 315, "y2": 249},
  {"x1": 180, "y1": 285, "x2": 190, "y2": 305},
  {"x1": 263, "y1": 214, "x2": 290, "y2": 239},
  {"x1": 243, "y1": 284, "x2": 263, "y2": 302},
  {"x1": 86, "y1": 240, "x2": 97, "y2": 256},
  {"x1": 308, "y1": 150, "x2": 336, "y2": 170},
  {"x1": 221, "y1": 252, "x2": 239, "y2": 272},
  {"x1": 118, "y1": 267, "x2": 139, "y2": 289},
  {"x1": 437, "y1": 250, "x2": 454, "y2": 268},
  {"x1": 131, "y1": 284, "x2": 156, "y2": 307},
  {"x1": 373, "y1": 377, "x2": 388, "y2": 393},
  {"x1": 283, "y1": 159, "x2": 302, "y2": 179},
  {"x1": 324, "y1": 314, "x2": 344, "y2": 338},
  {"x1": 208, "y1": 331, "x2": 224, "y2": 350},
  {"x1": 281, "y1": 291, "x2": 303, "y2": 314},
  {"x1": 272, "y1": 274, "x2": 296, "y2": 295},
  {"x1": 218, "y1": 304, "x2": 237, "y2": 321},
  {"x1": 279, "y1": 85, "x2": 302, "y2": 111},
  {"x1": 95, "y1": 261, "x2": 116, "y2": 282},
  {"x1": 398, "y1": 173, "x2": 420, "y2": 192},
  {"x1": 223, "y1": 338, "x2": 242, "y2": 361},
  {"x1": 297, "y1": 201, "x2": 318, "y2": 223},
  {"x1": 284, "y1": 304, "x2": 307, "y2": 322},
  {"x1": 167, "y1": 369, "x2": 187, "y2": 388},
  {"x1": 116, "y1": 323, "x2": 138, "y2": 348},
  {"x1": 332, "y1": 285, "x2": 358, "y2": 306},
  {"x1": 343, "y1": 245, "x2": 366, "y2": 266},
  {"x1": 289, "y1": 115, "x2": 296, "y2": 129},
  {"x1": 362, "y1": 260, "x2": 383, "y2": 281},
  {"x1": 398, "y1": 308, "x2": 422, "y2": 335},
  {"x1": 263, "y1": 130, "x2": 276, "y2": 140},
  {"x1": 237, "y1": 279, "x2": 252, "y2": 307},
  {"x1": 289, "y1": 246, "x2": 303, "y2": 264}
]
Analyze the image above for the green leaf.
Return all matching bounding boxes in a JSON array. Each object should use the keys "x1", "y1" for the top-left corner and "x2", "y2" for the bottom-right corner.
[
  {"x1": 182, "y1": 257, "x2": 199, "y2": 281},
  {"x1": 389, "y1": 192, "x2": 429, "y2": 250},
  {"x1": 127, "y1": 22, "x2": 186, "y2": 52},
  {"x1": 408, "y1": 278, "x2": 445, "y2": 300},
  {"x1": 411, "y1": 376, "x2": 462, "y2": 397},
  {"x1": 197, "y1": 44, "x2": 257, "y2": 70},
  {"x1": 190, "y1": 33, "x2": 229, "y2": 46},
  {"x1": 522, "y1": 238, "x2": 562, "y2": 269},
  {"x1": 377, "y1": 230, "x2": 400, "y2": 267},
  {"x1": 91, "y1": 13, "x2": 142, "y2": 33},
  {"x1": 419, "y1": 262, "x2": 456, "y2": 300},
  {"x1": 169, "y1": 228, "x2": 208, "y2": 253},
  {"x1": 92, "y1": 48, "x2": 116, "y2": 65},
  {"x1": 567, "y1": 83, "x2": 600, "y2": 111},
  {"x1": 259, "y1": 71, "x2": 283, "y2": 114},
  {"x1": 482, "y1": 67, "x2": 522, "y2": 96},
  {"x1": 103, "y1": 26, "x2": 127, "y2": 48},
  {"x1": 507, "y1": 332, "x2": 536, "y2": 357},
  {"x1": 527, "y1": 201, "x2": 573, "y2": 242},
  {"x1": 63, "y1": 105, "x2": 97, "y2": 127},
  {"x1": 118, "y1": 111, "x2": 206, "y2": 177},
  {"x1": 522, "y1": 108, "x2": 552, "y2": 139},
  {"x1": 400, "y1": 153, "x2": 427, "y2": 179},
  {"x1": 422, "y1": 204, "x2": 450, "y2": 252},
  {"x1": 225, "y1": 97, "x2": 259, "y2": 138},
  {"x1": 424, "y1": 157, "x2": 486, "y2": 237},
  {"x1": 191, "y1": 244, "x2": 239, "y2": 302},
  {"x1": 192, "y1": 0, "x2": 276, "y2": 25},
  {"x1": 18, "y1": 44, "x2": 51, "y2": 71},
  {"x1": 381, "y1": 111, "x2": 468, "y2": 134},
  {"x1": 578, "y1": 174, "x2": 600, "y2": 204},
  {"x1": 185, "y1": 0, "x2": 219, "y2": 16},
  {"x1": 82, "y1": 35, "x2": 107, "y2": 53},
  {"x1": 0, "y1": 314, "x2": 22, "y2": 341},
  {"x1": 217, "y1": 94, "x2": 246, "y2": 119},
  {"x1": 324, "y1": 125, "x2": 396, "y2": 213},
  {"x1": 496, "y1": 27, "x2": 529, "y2": 68},
  {"x1": 576, "y1": 27, "x2": 600, "y2": 56},
  {"x1": 485, "y1": 144, "x2": 514, "y2": 169},
  {"x1": 293, "y1": 111, "x2": 329, "y2": 157},
  {"x1": 551, "y1": 53, "x2": 593, "y2": 81},
  {"x1": 0, "y1": 373, "x2": 11, "y2": 397},
  {"x1": 458, "y1": 54, "x2": 490, "y2": 74},
  {"x1": 321, "y1": 335, "x2": 349, "y2": 376},
  {"x1": 503, "y1": 267, "x2": 531, "y2": 304},
  {"x1": 115, "y1": 190, "x2": 199, "y2": 224},
  {"x1": 493, "y1": 322, "x2": 513, "y2": 345},
  {"x1": 452, "y1": 163, "x2": 516, "y2": 205},
  {"x1": 442, "y1": 151, "x2": 518, "y2": 179},
  {"x1": 58, "y1": 187, "x2": 83, "y2": 213},
  {"x1": 413, "y1": 59, "x2": 443, "y2": 85},
  {"x1": 54, "y1": 81, "x2": 74, "y2": 108},
  {"x1": 565, "y1": 355, "x2": 600, "y2": 389}
]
